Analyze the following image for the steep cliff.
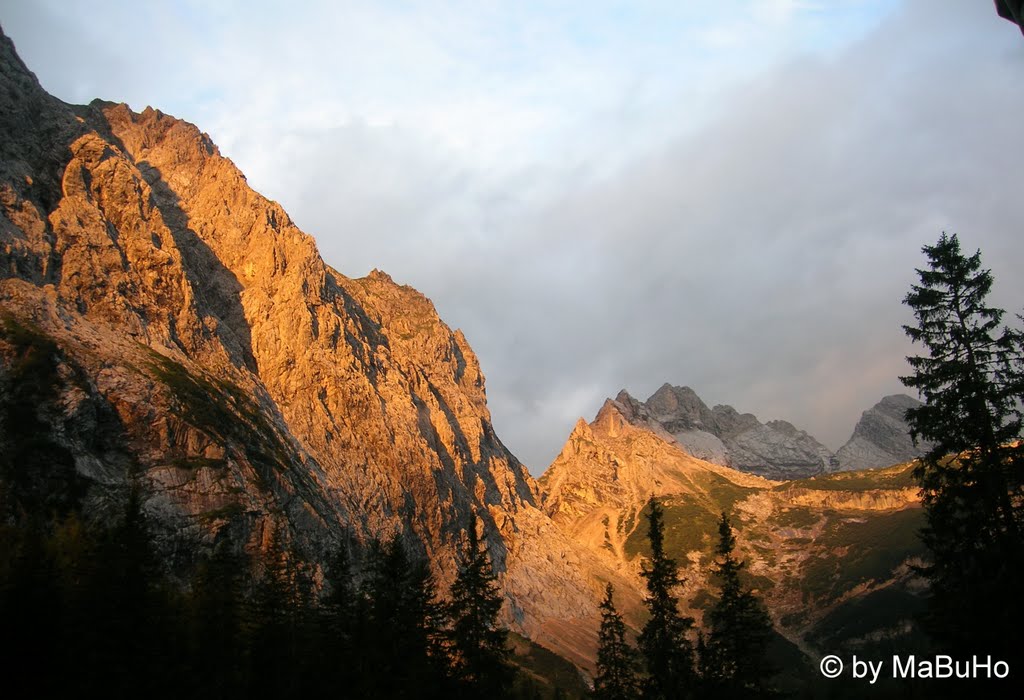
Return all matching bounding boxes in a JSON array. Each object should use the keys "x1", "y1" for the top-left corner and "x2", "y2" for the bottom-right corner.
[
  {"x1": 0, "y1": 27, "x2": 626, "y2": 667},
  {"x1": 834, "y1": 394, "x2": 928, "y2": 472}
]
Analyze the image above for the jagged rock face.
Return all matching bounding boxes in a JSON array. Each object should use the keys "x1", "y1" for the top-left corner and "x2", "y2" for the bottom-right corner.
[
  {"x1": 834, "y1": 394, "x2": 927, "y2": 472},
  {"x1": 539, "y1": 396, "x2": 925, "y2": 656},
  {"x1": 620, "y1": 383, "x2": 832, "y2": 479},
  {"x1": 0, "y1": 27, "x2": 625, "y2": 668},
  {"x1": 540, "y1": 397, "x2": 770, "y2": 555}
]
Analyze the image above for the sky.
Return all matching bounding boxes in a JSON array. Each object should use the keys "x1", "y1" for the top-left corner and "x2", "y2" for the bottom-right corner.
[{"x1": 2, "y1": 1, "x2": 1022, "y2": 473}]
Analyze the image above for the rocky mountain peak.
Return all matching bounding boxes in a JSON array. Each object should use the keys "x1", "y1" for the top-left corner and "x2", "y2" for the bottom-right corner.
[
  {"x1": 603, "y1": 384, "x2": 831, "y2": 479},
  {"x1": 593, "y1": 397, "x2": 630, "y2": 437},
  {"x1": 645, "y1": 383, "x2": 710, "y2": 426},
  {"x1": 834, "y1": 394, "x2": 927, "y2": 472}
]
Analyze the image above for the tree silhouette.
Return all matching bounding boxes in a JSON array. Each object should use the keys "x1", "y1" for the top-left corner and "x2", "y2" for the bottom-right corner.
[
  {"x1": 700, "y1": 512, "x2": 774, "y2": 698},
  {"x1": 900, "y1": 232, "x2": 1024, "y2": 659},
  {"x1": 360, "y1": 536, "x2": 451, "y2": 698},
  {"x1": 637, "y1": 497, "x2": 696, "y2": 700},
  {"x1": 189, "y1": 542, "x2": 249, "y2": 697},
  {"x1": 593, "y1": 583, "x2": 640, "y2": 700},
  {"x1": 447, "y1": 522, "x2": 512, "y2": 697}
]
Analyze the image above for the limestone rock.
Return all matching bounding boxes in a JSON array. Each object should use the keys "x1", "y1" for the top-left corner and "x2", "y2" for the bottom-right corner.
[
  {"x1": 538, "y1": 393, "x2": 925, "y2": 656},
  {"x1": 618, "y1": 383, "x2": 832, "y2": 479},
  {"x1": 834, "y1": 394, "x2": 928, "y2": 472}
]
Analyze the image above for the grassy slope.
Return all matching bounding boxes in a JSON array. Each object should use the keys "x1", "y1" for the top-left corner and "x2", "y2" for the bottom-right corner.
[{"x1": 620, "y1": 461, "x2": 926, "y2": 658}]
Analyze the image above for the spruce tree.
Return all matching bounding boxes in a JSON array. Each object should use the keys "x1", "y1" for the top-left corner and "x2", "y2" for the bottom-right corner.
[
  {"x1": 93, "y1": 485, "x2": 171, "y2": 696},
  {"x1": 637, "y1": 497, "x2": 696, "y2": 700},
  {"x1": 448, "y1": 522, "x2": 512, "y2": 697},
  {"x1": 321, "y1": 538, "x2": 357, "y2": 659},
  {"x1": 593, "y1": 583, "x2": 640, "y2": 700},
  {"x1": 247, "y1": 525, "x2": 307, "y2": 696},
  {"x1": 189, "y1": 543, "x2": 248, "y2": 697},
  {"x1": 361, "y1": 536, "x2": 451, "y2": 698},
  {"x1": 900, "y1": 232, "x2": 1024, "y2": 657},
  {"x1": 701, "y1": 512, "x2": 774, "y2": 698}
]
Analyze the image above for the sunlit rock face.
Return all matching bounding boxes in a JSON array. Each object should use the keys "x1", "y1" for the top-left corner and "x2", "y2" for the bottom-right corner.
[
  {"x1": 539, "y1": 395, "x2": 925, "y2": 657},
  {"x1": 0, "y1": 27, "x2": 633, "y2": 667}
]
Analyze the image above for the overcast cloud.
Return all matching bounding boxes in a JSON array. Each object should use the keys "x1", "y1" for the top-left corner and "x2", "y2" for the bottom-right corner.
[{"x1": 2, "y1": 1, "x2": 1022, "y2": 472}]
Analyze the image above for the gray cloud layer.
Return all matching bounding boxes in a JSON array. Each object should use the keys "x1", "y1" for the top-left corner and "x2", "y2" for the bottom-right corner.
[{"x1": 2, "y1": 1, "x2": 1022, "y2": 472}]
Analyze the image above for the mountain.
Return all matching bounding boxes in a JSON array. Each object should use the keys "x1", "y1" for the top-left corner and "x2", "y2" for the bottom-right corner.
[
  {"x1": 834, "y1": 394, "x2": 929, "y2": 472},
  {"x1": 612, "y1": 384, "x2": 834, "y2": 479},
  {"x1": 0, "y1": 26, "x2": 632, "y2": 669},
  {"x1": 594, "y1": 384, "x2": 928, "y2": 479},
  {"x1": 539, "y1": 396, "x2": 927, "y2": 660}
]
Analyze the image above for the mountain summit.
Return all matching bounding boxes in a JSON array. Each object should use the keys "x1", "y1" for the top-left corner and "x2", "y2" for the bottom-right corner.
[
  {"x1": 609, "y1": 384, "x2": 833, "y2": 479},
  {"x1": 834, "y1": 394, "x2": 929, "y2": 472},
  {"x1": 585, "y1": 384, "x2": 927, "y2": 479}
]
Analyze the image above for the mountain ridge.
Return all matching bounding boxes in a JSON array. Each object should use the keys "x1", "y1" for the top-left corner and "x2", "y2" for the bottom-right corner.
[
  {"x1": 538, "y1": 394, "x2": 926, "y2": 659},
  {"x1": 0, "y1": 24, "x2": 937, "y2": 677},
  {"x1": 586, "y1": 383, "x2": 925, "y2": 478}
]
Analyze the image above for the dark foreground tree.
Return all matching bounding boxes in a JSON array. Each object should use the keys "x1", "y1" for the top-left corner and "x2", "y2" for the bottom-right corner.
[
  {"x1": 900, "y1": 232, "x2": 1024, "y2": 658},
  {"x1": 359, "y1": 536, "x2": 451, "y2": 698},
  {"x1": 448, "y1": 523, "x2": 513, "y2": 697},
  {"x1": 593, "y1": 583, "x2": 640, "y2": 700},
  {"x1": 638, "y1": 497, "x2": 696, "y2": 700},
  {"x1": 701, "y1": 512, "x2": 774, "y2": 698},
  {"x1": 189, "y1": 542, "x2": 248, "y2": 698}
]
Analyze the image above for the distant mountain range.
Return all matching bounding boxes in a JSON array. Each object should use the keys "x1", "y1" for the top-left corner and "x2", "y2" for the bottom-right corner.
[{"x1": 603, "y1": 383, "x2": 927, "y2": 479}]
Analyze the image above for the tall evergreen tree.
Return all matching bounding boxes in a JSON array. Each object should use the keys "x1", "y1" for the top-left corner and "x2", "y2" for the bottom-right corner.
[
  {"x1": 189, "y1": 542, "x2": 249, "y2": 697},
  {"x1": 593, "y1": 583, "x2": 640, "y2": 700},
  {"x1": 900, "y1": 232, "x2": 1024, "y2": 657},
  {"x1": 247, "y1": 525, "x2": 309, "y2": 695},
  {"x1": 448, "y1": 522, "x2": 512, "y2": 697},
  {"x1": 90, "y1": 485, "x2": 175, "y2": 697},
  {"x1": 360, "y1": 536, "x2": 451, "y2": 698},
  {"x1": 320, "y1": 537, "x2": 359, "y2": 682},
  {"x1": 637, "y1": 497, "x2": 696, "y2": 700},
  {"x1": 701, "y1": 512, "x2": 774, "y2": 698}
]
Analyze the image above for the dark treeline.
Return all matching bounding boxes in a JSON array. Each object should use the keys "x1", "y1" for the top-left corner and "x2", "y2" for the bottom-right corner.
[
  {"x1": 0, "y1": 490, "x2": 555, "y2": 699},
  {"x1": 593, "y1": 503, "x2": 777, "y2": 700}
]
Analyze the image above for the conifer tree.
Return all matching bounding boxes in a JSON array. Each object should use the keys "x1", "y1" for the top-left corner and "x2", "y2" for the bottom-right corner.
[
  {"x1": 593, "y1": 583, "x2": 640, "y2": 700},
  {"x1": 448, "y1": 522, "x2": 512, "y2": 697},
  {"x1": 190, "y1": 542, "x2": 248, "y2": 697},
  {"x1": 315, "y1": 538, "x2": 360, "y2": 692},
  {"x1": 901, "y1": 233, "x2": 1024, "y2": 657},
  {"x1": 637, "y1": 497, "x2": 696, "y2": 700},
  {"x1": 247, "y1": 525, "x2": 307, "y2": 695},
  {"x1": 94, "y1": 485, "x2": 172, "y2": 696},
  {"x1": 361, "y1": 536, "x2": 451, "y2": 698},
  {"x1": 701, "y1": 512, "x2": 774, "y2": 698}
]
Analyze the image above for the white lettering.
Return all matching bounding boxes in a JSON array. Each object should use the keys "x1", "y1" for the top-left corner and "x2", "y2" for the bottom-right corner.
[
  {"x1": 893, "y1": 655, "x2": 915, "y2": 678},
  {"x1": 974, "y1": 655, "x2": 991, "y2": 677},
  {"x1": 852, "y1": 656, "x2": 882, "y2": 684},
  {"x1": 935, "y1": 655, "x2": 952, "y2": 679}
]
